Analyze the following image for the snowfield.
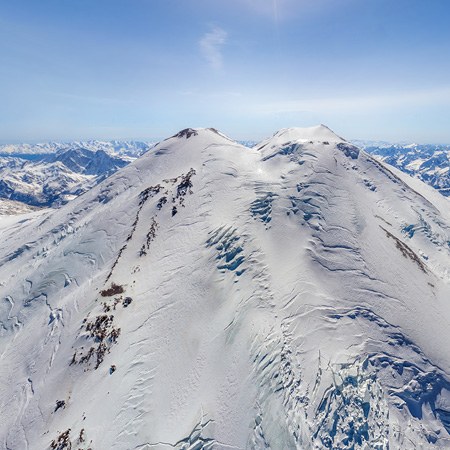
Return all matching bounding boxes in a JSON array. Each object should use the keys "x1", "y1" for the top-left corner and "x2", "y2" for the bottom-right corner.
[{"x1": 1, "y1": 125, "x2": 450, "y2": 449}]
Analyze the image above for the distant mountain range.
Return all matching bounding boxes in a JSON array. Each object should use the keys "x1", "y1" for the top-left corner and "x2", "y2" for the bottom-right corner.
[
  {"x1": 0, "y1": 140, "x2": 154, "y2": 158},
  {"x1": 0, "y1": 141, "x2": 155, "y2": 208},
  {"x1": 354, "y1": 141, "x2": 450, "y2": 197}
]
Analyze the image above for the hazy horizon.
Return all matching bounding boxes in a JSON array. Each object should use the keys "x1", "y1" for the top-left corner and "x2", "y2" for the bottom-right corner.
[{"x1": 2, "y1": 128, "x2": 450, "y2": 147}]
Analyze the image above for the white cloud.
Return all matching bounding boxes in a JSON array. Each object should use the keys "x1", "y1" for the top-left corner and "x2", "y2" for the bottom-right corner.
[{"x1": 199, "y1": 26, "x2": 227, "y2": 70}]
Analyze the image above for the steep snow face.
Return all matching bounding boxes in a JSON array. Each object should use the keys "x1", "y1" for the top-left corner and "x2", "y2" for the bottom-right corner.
[{"x1": 1, "y1": 127, "x2": 450, "y2": 449}]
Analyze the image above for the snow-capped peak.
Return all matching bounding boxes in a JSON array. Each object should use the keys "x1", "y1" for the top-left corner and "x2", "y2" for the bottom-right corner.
[
  {"x1": 1, "y1": 126, "x2": 450, "y2": 449},
  {"x1": 254, "y1": 124, "x2": 346, "y2": 156},
  {"x1": 272, "y1": 124, "x2": 345, "y2": 143},
  {"x1": 167, "y1": 127, "x2": 236, "y2": 144}
]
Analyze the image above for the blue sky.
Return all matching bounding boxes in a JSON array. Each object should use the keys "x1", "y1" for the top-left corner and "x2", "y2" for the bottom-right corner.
[{"x1": 1, "y1": 0, "x2": 450, "y2": 143}]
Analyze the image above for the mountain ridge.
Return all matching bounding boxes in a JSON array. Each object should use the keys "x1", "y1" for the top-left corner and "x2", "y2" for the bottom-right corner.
[
  {"x1": 0, "y1": 147, "x2": 133, "y2": 207},
  {"x1": 359, "y1": 141, "x2": 450, "y2": 197}
]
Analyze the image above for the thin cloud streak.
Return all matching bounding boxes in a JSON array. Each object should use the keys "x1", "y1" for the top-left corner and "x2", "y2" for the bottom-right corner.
[
  {"x1": 199, "y1": 26, "x2": 228, "y2": 70},
  {"x1": 235, "y1": 0, "x2": 335, "y2": 21}
]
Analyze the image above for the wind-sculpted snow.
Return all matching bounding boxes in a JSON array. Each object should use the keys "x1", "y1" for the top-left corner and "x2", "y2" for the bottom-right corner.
[
  {"x1": 250, "y1": 192, "x2": 276, "y2": 227},
  {"x1": 0, "y1": 126, "x2": 450, "y2": 449},
  {"x1": 207, "y1": 227, "x2": 246, "y2": 276}
]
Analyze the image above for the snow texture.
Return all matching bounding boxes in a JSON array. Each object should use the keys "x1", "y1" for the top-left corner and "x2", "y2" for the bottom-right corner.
[{"x1": 1, "y1": 126, "x2": 450, "y2": 449}]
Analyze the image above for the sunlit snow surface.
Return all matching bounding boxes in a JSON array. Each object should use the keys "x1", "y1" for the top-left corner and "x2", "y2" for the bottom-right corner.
[{"x1": 1, "y1": 126, "x2": 450, "y2": 449}]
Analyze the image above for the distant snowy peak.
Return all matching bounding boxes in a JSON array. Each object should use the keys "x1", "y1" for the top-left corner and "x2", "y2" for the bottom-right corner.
[{"x1": 51, "y1": 147, "x2": 128, "y2": 176}]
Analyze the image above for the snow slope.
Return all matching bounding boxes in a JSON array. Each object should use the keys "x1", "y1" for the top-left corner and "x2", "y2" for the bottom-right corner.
[
  {"x1": 1, "y1": 126, "x2": 450, "y2": 449},
  {"x1": 0, "y1": 199, "x2": 40, "y2": 216}
]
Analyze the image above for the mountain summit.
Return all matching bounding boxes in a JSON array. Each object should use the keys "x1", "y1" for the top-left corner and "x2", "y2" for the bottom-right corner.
[
  {"x1": 265, "y1": 124, "x2": 345, "y2": 143},
  {"x1": 1, "y1": 126, "x2": 450, "y2": 449}
]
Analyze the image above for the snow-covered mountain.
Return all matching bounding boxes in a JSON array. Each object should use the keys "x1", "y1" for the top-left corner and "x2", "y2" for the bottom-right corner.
[
  {"x1": 0, "y1": 148, "x2": 135, "y2": 207},
  {"x1": 356, "y1": 141, "x2": 450, "y2": 197},
  {"x1": 1, "y1": 125, "x2": 450, "y2": 449}
]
